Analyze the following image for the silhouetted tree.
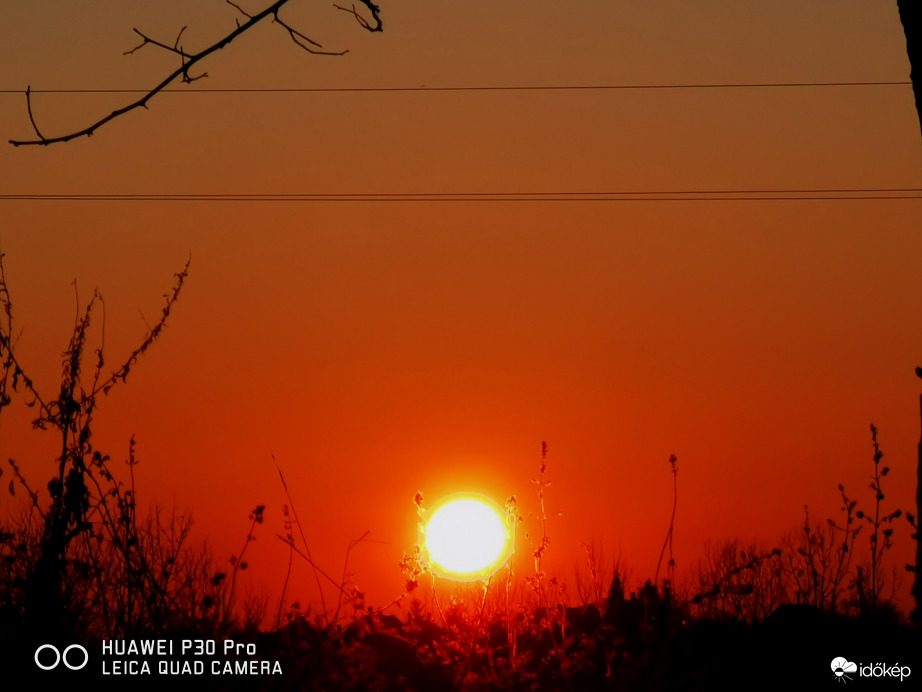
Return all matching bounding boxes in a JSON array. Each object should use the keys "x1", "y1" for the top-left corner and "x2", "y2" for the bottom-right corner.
[
  {"x1": 913, "y1": 367, "x2": 922, "y2": 623},
  {"x1": 897, "y1": 0, "x2": 922, "y2": 141},
  {"x1": 895, "y1": 0, "x2": 921, "y2": 624}
]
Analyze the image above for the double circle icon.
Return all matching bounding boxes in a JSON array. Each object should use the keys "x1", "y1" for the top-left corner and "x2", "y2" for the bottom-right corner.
[{"x1": 34, "y1": 644, "x2": 89, "y2": 671}]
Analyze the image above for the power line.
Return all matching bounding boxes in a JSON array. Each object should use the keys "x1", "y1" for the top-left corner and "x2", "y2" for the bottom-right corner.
[
  {"x1": 3, "y1": 188, "x2": 916, "y2": 196},
  {"x1": 0, "y1": 81, "x2": 911, "y2": 95},
  {"x1": 1, "y1": 197, "x2": 914, "y2": 202},
  {"x1": 5, "y1": 188, "x2": 922, "y2": 197},
  {"x1": 2, "y1": 189, "x2": 921, "y2": 203}
]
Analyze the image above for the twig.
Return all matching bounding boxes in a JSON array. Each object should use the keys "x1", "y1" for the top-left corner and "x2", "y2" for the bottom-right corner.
[
  {"x1": 0, "y1": 253, "x2": 50, "y2": 418},
  {"x1": 224, "y1": 505, "x2": 264, "y2": 627},
  {"x1": 124, "y1": 27, "x2": 193, "y2": 59},
  {"x1": 7, "y1": 459, "x2": 44, "y2": 517},
  {"x1": 96, "y1": 258, "x2": 189, "y2": 396},
  {"x1": 455, "y1": 575, "x2": 492, "y2": 688},
  {"x1": 654, "y1": 454, "x2": 678, "y2": 588},
  {"x1": 276, "y1": 542, "x2": 294, "y2": 630},
  {"x1": 273, "y1": 16, "x2": 344, "y2": 55},
  {"x1": 333, "y1": 1, "x2": 383, "y2": 32},
  {"x1": 331, "y1": 529, "x2": 370, "y2": 624},
  {"x1": 430, "y1": 571, "x2": 447, "y2": 628},
  {"x1": 23, "y1": 87, "x2": 45, "y2": 141},
  {"x1": 273, "y1": 457, "x2": 328, "y2": 621},
  {"x1": 274, "y1": 533, "x2": 349, "y2": 595}
]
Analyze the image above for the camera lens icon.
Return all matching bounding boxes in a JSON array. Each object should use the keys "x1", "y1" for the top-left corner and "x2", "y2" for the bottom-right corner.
[{"x1": 34, "y1": 644, "x2": 89, "y2": 671}]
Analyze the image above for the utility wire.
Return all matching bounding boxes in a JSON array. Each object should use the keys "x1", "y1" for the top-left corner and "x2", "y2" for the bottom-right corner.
[
  {"x1": 2, "y1": 189, "x2": 921, "y2": 203},
  {"x1": 0, "y1": 81, "x2": 911, "y2": 95},
  {"x1": 3, "y1": 188, "x2": 918, "y2": 196}
]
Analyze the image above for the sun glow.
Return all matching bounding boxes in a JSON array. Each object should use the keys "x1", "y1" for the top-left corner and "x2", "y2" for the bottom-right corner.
[{"x1": 422, "y1": 494, "x2": 511, "y2": 581}]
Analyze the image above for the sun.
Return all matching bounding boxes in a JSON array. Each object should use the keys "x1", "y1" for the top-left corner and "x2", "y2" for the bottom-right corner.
[{"x1": 422, "y1": 494, "x2": 512, "y2": 581}]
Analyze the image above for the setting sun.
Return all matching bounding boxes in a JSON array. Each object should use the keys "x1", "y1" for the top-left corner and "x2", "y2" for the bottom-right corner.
[{"x1": 422, "y1": 495, "x2": 511, "y2": 580}]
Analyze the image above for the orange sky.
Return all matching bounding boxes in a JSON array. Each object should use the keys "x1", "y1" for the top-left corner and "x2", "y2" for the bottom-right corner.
[{"x1": 1, "y1": 1, "x2": 921, "y2": 614}]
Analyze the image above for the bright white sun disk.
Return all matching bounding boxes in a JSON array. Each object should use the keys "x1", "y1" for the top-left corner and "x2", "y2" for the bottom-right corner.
[{"x1": 423, "y1": 496, "x2": 510, "y2": 579}]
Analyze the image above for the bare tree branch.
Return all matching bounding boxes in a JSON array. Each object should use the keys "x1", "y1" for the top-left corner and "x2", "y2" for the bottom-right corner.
[
  {"x1": 333, "y1": 1, "x2": 383, "y2": 32},
  {"x1": 273, "y1": 15, "x2": 339, "y2": 54},
  {"x1": 23, "y1": 87, "x2": 46, "y2": 142},
  {"x1": 226, "y1": 0, "x2": 254, "y2": 20},
  {"x1": 124, "y1": 27, "x2": 193, "y2": 59},
  {"x1": 123, "y1": 26, "x2": 209, "y2": 84},
  {"x1": 9, "y1": 0, "x2": 382, "y2": 147}
]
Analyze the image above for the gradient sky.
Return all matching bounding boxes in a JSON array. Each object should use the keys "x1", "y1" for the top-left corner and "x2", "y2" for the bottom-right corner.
[{"x1": 1, "y1": 1, "x2": 921, "y2": 613}]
